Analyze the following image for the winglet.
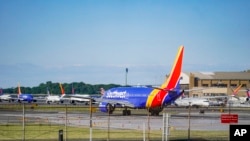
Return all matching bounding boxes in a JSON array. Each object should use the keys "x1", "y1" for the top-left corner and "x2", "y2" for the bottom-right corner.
[{"x1": 146, "y1": 46, "x2": 184, "y2": 108}]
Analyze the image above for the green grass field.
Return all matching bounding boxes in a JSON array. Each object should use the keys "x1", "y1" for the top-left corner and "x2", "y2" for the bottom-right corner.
[
  {"x1": 0, "y1": 104, "x2": 232, "y2": 140},
  {"x1": 0, "y1": 124, "x2": 229, "y2": 141}
]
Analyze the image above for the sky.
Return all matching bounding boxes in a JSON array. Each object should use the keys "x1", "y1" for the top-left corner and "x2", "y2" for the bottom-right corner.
[{"x1": 0, "y1": 0, "x2": 250, "y2": 88}]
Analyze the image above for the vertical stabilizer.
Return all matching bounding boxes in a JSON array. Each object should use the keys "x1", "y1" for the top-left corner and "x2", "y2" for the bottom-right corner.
[
  {"x1": 47, "y1": 87, "x2": 50, "y2": 96},
  {"x1": 146, "y1": 46, "x2": 184, "y2": 108},
  {"x1": 246, "y1": 89, "x2": 250, "y2": 98},
  {"x1": 17, "y1": 83, "x2": 22, "y2": 98},
  {"x1": 231, "y1": 84, "x2": 243, "y2": 96},
  {"x1": 59, "y1": 83, "x2": 65, "y2": 97},
  {"x1": 0, "y1": 88, "x2": 3, "y2": 95},
  {"x1": 18, "y1": 83, "x2": 21, "y2": 94},
  {"x1": 71, "y1": 84, "x2": 75, "y2": 94}
]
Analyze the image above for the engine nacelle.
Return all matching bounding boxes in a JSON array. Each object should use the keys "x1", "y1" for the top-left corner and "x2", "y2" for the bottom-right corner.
[{"x1": 99, "y1": 102, "x2": 115, "y2": 114}]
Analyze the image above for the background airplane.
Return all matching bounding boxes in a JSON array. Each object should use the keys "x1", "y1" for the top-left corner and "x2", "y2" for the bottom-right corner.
[
  {"x1": 207, "y1": 84, "x2": 250, "y2": 106},
  {"x1": 71, "y1": 46, "x2": 184, "y2": 116},
  {"x1": 0, "y1": 88, "x2": 13, "y2": 102},
  {"x1": 14, "y1": 83, "x2": 37, "y2": 103},
  {"x1": 174, "y1": 93, "x2": 210, "y2": 108},
  {"x1": 230, "y1": 87, "x2": 250, "y2": 104},
  {"x1": 45, "y1": 86, "x2": 65, "y2": 104},
  {"x1": 60, "y1": 83, "x2": 93, "y2": 105}
]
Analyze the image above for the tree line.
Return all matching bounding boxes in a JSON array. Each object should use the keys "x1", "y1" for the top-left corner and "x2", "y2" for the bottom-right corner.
[{"x1": 2, "y1": 81, "x2": 122, "y2": 95}]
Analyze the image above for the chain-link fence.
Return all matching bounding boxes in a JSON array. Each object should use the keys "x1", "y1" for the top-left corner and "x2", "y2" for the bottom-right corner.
[{"x1": 1, "y1": 103, "x2": 249, "y2": 141}]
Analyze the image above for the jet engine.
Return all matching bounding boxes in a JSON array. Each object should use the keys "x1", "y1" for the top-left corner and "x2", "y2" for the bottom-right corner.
[{"x1": 99, "y1": 102, "x2": 115, "y2": 114}]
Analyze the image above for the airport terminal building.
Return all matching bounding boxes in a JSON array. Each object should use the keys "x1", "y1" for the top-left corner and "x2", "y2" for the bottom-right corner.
[{"x1": 180, "y1": 72, "x2": 250, "y2": 97}]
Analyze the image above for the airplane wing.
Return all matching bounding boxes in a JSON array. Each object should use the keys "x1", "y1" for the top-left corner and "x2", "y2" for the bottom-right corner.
[
  {"x1": 64, "y1": 94, "x2": 102, "y2": 101},
  {"x1": 68, "y1": 94, "x2": 136, "y2": 107},
  {"x1": 99, "y1": 98, "x2": 135, "y2": 108}
]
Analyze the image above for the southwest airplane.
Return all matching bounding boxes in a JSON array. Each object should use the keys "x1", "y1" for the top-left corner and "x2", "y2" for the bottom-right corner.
[
  {"x1": 69, "y1": 46, "x2": 184, "y2": 115},
  {"x1": 15, "y1": 83, "x2": 37, "y2": 103}
]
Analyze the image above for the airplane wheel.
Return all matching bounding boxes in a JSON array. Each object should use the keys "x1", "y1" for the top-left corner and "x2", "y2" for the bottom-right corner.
[
  {"x1": 122, "y1": 110, "x2": 131, "y2": 116},
  {"x1": 150, "y1": 111, "x2": 160, "y2": 116}
]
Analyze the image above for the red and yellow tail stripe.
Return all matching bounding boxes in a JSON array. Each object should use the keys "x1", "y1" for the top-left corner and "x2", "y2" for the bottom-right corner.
[
  {"x1": 59, "y1": 83, "x2": 65, "y2": 94},
  {"x1": 18, "y1": 82, "x2": 22, "y2": 95},
  {"x1": 232, "y1": 84, "x2": 242, "y2": 95},
  {"x1": 146, "y1": 46, "x2": 184, "y2": 108}
]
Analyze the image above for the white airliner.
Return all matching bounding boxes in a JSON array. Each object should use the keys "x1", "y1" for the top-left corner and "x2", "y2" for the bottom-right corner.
[
  {"x1": 0, "y1": 89, "x2": 13, "y2": 102},
  {"x1": 174, "y1": 96, "x2": 210, "y2": 108},
  {"x1": 68, "y1": 94, "x2": 92, "y2": 105},
  {"x1": 59, "y1": 83, "x2": 93, "y2": 105},
  {"x1": 228, "y1": 86, "x2": 250, "y2": 105},
  {"x1": 45, "y1": 85, "x2": 65, "y2": 104}
]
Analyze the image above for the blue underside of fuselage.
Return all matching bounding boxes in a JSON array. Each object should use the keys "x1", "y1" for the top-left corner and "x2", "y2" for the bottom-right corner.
[{"x1": 19, "y1": 94, "x2": 34, "y2": 102}]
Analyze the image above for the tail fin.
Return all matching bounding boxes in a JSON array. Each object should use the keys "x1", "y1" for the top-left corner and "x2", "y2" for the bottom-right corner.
[
  {"x1": 100, "y1": 87, "x2": 105, "y2": 96},
  {"x1": 161, "y1": 46, "x2": 184, "y2": 90},
  {"x1": 71, "y1": 84, "x2": 75, "y2": 94},
  {"x1": 59, "y1": 83, "x2": 65, "y2": 97},
  {"x1": 47, "y1": 87, "x2": 50, "y2": 96},
  {"x1": 231, "y1": 84, "x2": 242, "y2": 96},
  {"x1": 146, "y1": 46, "x2": 184, "y2": 108},
  {"x1": 17, "y1": 83, "x2": 22, "y2": 97},
  {"x1": 0, "y1": 88, "x2": 3, "y2": 95},
  {"x1": 17, "y1": 83, "x2": 22, "y2": 95},
  {"x1": 246, "y1": 89, "x2": 250, "y2": 98}
]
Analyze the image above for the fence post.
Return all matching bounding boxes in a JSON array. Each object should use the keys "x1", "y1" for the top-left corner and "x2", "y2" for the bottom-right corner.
[
  {"x1": 65, "y1": 105, "x2": 67, "y2": 141},
  {"x1": 59, "y1": 129, "x2": 63, "y2": 141},
  {"x1": 162, "y1": 113, "x2": 169, "y2": 141},
  {"x1": 22, "y1": 103, "x2": 25, "y2": 141}
]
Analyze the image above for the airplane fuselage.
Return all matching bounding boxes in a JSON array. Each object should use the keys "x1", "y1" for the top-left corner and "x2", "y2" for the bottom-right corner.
[
  {"x1": 175, "y1": 98, "x2": 210, "y2": 108},
  {"x1": 0, "y1": 94, "x2": 12, "y2": 102},
  {"x1": 46, "y1": 95, "x2": 62, "y2": 104},
  {"x1": 99, "y1": 86, "x2": 183, "y2": 113},
  {"x1": 18, "y1": 94, "x2": 35, "y2": 103}
]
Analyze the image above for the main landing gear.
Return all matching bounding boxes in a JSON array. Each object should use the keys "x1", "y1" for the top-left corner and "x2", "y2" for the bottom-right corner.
[{"x1": 122, "y1": 107, "x2": 131, "y2": 116}]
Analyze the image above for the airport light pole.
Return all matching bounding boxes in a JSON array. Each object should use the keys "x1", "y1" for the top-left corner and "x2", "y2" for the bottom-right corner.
[
  {"x1": 89, "y1": 99, "x2": 92, "y2": 141},
  {"x1": 125, "y1": 68, "x2": 128, "y2": 86}
]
